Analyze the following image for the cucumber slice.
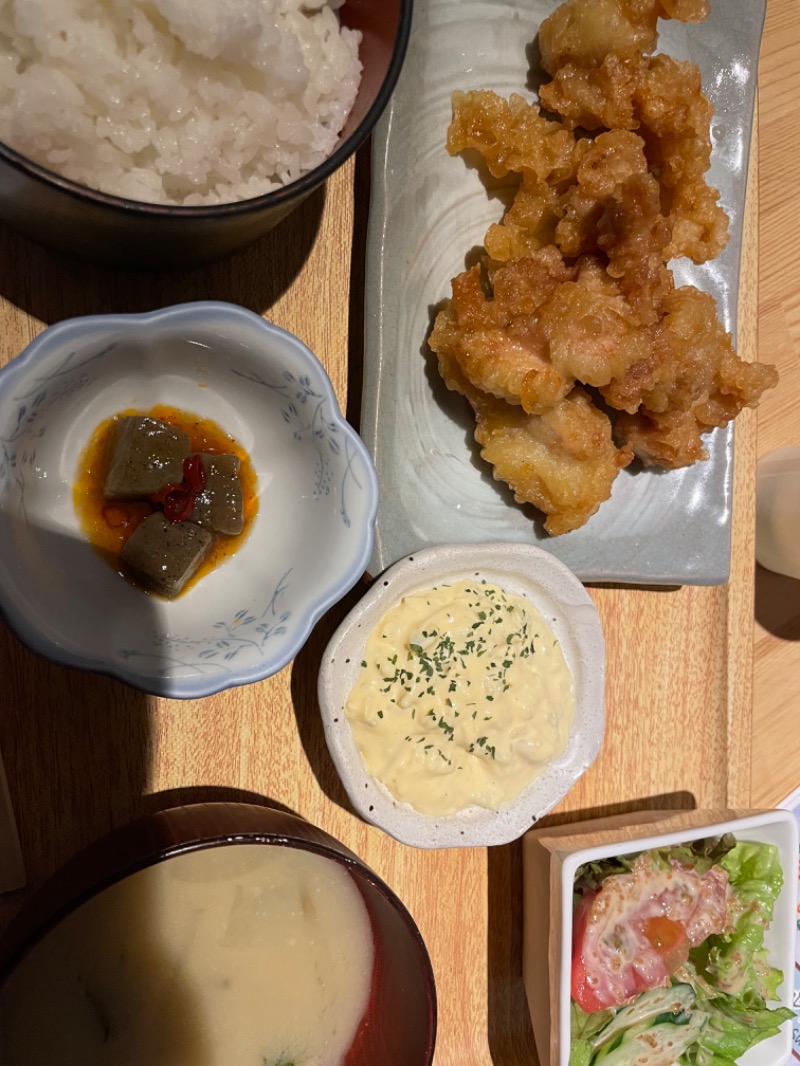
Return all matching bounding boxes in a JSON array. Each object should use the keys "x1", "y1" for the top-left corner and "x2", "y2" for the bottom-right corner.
[
  {"x1": 592, "y1": 985, "x2": 697, "y2": 1050},
  {"x1": 593, "y1": 1011, "x2": 710, "y2": 1066}
]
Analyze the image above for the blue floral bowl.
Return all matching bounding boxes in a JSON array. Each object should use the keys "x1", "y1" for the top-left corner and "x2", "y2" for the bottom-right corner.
[{"x1": 0, "y1": 302, "x2": 378, "y2": 698}]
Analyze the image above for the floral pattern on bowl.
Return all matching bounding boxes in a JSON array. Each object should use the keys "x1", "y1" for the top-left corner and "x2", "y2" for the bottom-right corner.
[{"x1": 0, "y1": 302, "x2": 379, "y2": 698}]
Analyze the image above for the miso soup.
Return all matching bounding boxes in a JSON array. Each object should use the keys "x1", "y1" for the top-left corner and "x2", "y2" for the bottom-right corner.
[{"x1": 0, "y1": 845, "x2": 375, "y2": 1066}]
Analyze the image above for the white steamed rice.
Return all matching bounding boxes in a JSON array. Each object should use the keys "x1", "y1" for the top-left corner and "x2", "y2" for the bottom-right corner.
[{"x1": 0, "y1": 0, "x2": 362, "y2": 205}]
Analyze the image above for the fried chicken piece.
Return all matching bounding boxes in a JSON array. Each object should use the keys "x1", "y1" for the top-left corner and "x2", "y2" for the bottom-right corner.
[
  {"x1": 430, "y1": 248, "x2": 652, "y2": 416},
  {"x1": 613, "y1": 408, "x2": 709, "y2": 466},
  {"x1": 485, "y1": 173, "x2": 563, "y2": 261},
  {"x1": 447, "y1": 89, "x2": 587, "y2": 261},
  {"x1": 538, "y1": 0, "x2": 709, "y2": 75},
  {"x1": 552, "y1": 130, "x2": 642, "y2": 252},
  {"x1": 555, "y1": 129, "x2": 651, "y2": 257},
  {"x1": 608, "y1": 287, "x2": 779, "y2": 466},
  {"x1": 540, "y1": 52, "x2": 728, "y2": 262},
  {"x1": 447, "y1": 90, "x2": 581, "y2": 184},
  {"x1": 437, "y1": 346, "x2": 632, "y2": 533},
  {"x1": 597, "y1": 172, "x2": 674, "y2": 323},
  {"x1": 627, "y1": 353, "x2": 780, "y2": 468},
  {"x1": 471, "y1": 386, "x2": 633, "y2": 535},
  {"x1": 539, "y1": 259, "x2": 652, "y2": 387},
  {"x1": 539, "y1": 51, "x2": 640, "y2": 130},
  {"x1": 636, "y1": 55, "x2": 712, "y2": 182},
  {"x1": 665, "y1": 180, "x2": 729, "y2": 263},
  {"x1": 569, "y1": 128, "x2": 649, "y2": 196},
  {"x1": 429, "y1": 253, "x2": 576, "y2": 414},
  {"x1": 634, "y1": 54, "x2": 728, "y2": 259},
  {"x1": 602, "y1": 287, "x2": 730, "y2": 412},
  {"x1": 694, "y1": 349, "x2": 780, "y2": 429}
]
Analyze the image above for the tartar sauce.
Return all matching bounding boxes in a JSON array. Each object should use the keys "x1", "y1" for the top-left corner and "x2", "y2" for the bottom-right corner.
[{"x1": 345, "y1": 579, "x2": 574, "y2": 816}]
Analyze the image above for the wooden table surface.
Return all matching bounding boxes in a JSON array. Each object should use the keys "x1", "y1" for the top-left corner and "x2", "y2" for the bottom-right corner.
[
  {"x1": 0, "y1": 3, "x2": 798, "y2": 1064},
  {"x1": 751, "y1": 0, "x2": 800, "y2": 809}
]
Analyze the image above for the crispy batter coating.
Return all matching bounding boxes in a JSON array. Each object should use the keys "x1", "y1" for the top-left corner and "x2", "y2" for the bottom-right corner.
[
  {"x1": 429, "y1": 248, "x2": 652, "y2": 417},
  {"x1": 428, "y1": 0, "x2": 777, "y2": 531},
  {"x1": 602, "y1": 287, "x2": 756, "y2": 414},
  {"x1": 597, "y1": 172, "x2": 674, "y2": 323},
  {"x1": 607, "y1": 287, "x2": 780, "y2": 466},
  {"x1": 437, "y1": 345, "x2": 633, "y2": 534},
  {"x1": 614, "y1": 351, "x2": 780, "y2": 468},
  {"x1": 471, "y1": 387, "x2": 633, "y2": 536},
  {"x1": 447, "y1": 89, "x2": 581, "y2": 183},
  {"x1": 538, "y1": 0, "x2": 709, "y2": 75},
  {"x1": 429, "y1": 253, "x2": 576, "y2": 414},
  {"x1": 613, "y1": 408, "x2": 709, "y2": 466},
  {"x1": 484, "y1": 174, "x2": 561, "y2": 261},
  {"x1": 539, "y1": 52, "x2": 728, "y2": 262},
  {"x1": 539, "y1": 260, "x2": 652, "y2": 387},
  {"x1": 555, "y1": 130, "x2": 650, "y2": 256}
]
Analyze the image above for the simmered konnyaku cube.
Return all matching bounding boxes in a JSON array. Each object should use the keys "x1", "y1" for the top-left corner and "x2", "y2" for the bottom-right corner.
[
  {"x1": 190, "y1": 453, "x2": 244, "y2": 535},
  {"x1": 121, "y1": 513, "x2": 212, "y2": 598},
  {"x1": 104, "y1": 416, "x2": 191, "y2": 499}
]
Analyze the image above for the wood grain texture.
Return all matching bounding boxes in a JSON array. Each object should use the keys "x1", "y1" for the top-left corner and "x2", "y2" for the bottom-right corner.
[
  {"x1": 751, "y1": 0, "x2": 800, "y2": 809},
  {"x1": 0, "y1": 6, "x2": 788, "y2": 1064}
]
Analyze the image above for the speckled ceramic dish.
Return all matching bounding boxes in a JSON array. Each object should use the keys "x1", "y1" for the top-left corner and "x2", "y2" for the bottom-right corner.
[
  {"x1": 0, "y1": 302, "x2": 378, "y2": 698},
  {"x1": 362, "y1": 0, "x2": 766, "y2": 585},
  {"x1": 319, "y1": 543, "x2": 605, "y2": 849}
]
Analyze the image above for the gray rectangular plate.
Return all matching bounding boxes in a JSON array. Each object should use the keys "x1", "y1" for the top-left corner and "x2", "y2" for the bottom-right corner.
[{"x1": 362, "y1": 0, "x2": 765, "y2": 585}]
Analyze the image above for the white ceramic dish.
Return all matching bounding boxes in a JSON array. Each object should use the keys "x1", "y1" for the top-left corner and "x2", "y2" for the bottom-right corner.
[
  {"x1": 0, "y1": 302, "x2": 378, "y2": 699},
  {"x1": 362, "y1": 0, "x2": 766, "y2": 585},
  {"x1": 318, "y1": 542, "x2": 605, "y2": 849},
  {"x1": 556, "y1": 811, "x2": 798, "y2": 1066}
]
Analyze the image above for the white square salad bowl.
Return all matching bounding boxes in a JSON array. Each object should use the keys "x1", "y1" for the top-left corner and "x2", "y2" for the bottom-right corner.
[{"x1": 554, "y1": 810, "x2": 797, "y2": 1066}]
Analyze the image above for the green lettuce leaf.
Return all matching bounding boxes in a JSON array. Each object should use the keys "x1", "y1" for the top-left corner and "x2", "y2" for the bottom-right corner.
[
  {"x1": 703, "y1": 841, "x2": 786, "y2": 1005},
  {"x1": 569, "y1": 837, "x2": 792, "y2": 1066},
  {"x1": 570, "y1": 1003, "x2": 612, "y2": 1066},
  {"x1": 574, "y1": 836, "x2": 736, "y2": 894},
  {"x1": 689, "y1": 1000, "x2": 794, "y2": 1066}
]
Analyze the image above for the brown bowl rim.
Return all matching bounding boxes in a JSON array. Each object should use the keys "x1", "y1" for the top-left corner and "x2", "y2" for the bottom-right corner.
[
  {"x1": 0, "y1": 0, "x2": 414, "y2": 219},
  {"x1": 0, "y1": 801, "x2": 437, "y2": 1066}
]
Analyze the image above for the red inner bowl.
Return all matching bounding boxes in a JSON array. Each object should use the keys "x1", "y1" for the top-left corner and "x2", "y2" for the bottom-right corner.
[
  {"x1": 0, "y1": 0, "x2": 414, "y2": 266},
  {"x1": 0, "y1": 803, "x2": 436, "y2": 1066},
  {"x1": 339, "y1": 0, "x2": 408, "y2": 140}
]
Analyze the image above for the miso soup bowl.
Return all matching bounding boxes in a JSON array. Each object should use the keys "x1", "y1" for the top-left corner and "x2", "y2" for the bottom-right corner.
[
  {"x1": 0, "y1": 0, "x2": 413, "y2": 268},
  {"x1": 0, "y1": 301, "x2": 379, "y2": 698},
  {"x1": 0, "y1": 802, "x2": 437, "y2": 1066}
]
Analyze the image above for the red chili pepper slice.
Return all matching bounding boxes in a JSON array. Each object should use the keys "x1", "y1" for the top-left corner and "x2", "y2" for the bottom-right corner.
[
  {"x1": 150, "y1": 482, "x2": 180, "y2": 505},
  {"x1": 160, "y1": 485, "x2": 195, "y2": 523},
  {"x1": 149, "y1": 454, "x2": 205, "y2": 522},
  {"x1": 183, "y1": 454, "x2": 206, "y2": 494}
]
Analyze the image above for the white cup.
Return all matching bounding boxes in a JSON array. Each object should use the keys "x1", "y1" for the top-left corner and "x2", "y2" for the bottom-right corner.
[{"x1": 755, "y1": 446, "x2": 800, "y2": 580}]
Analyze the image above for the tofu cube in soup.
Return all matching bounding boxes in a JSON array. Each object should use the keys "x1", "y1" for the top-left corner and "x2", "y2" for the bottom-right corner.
[
  {"x1": 104, "y1": 417, "x2": 191, "y2": 499},
  {"x1": 121, "y1": 513, "x2": 213, "y2": 598},
  {"x1": 191, "y1": 453, "x2": 244, "y2": 535}
]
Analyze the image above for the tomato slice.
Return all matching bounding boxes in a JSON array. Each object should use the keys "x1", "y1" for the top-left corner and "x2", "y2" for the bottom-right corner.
[
  {"x1": 642, "y1": 915, "x2": 690, "y2": 974},
  {"x1": 571, "y1": 890, "x2": 609, "y2": 1014},
  {"x1": 570, "y1": 854, "x2": 729, "y2": 1013}
]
